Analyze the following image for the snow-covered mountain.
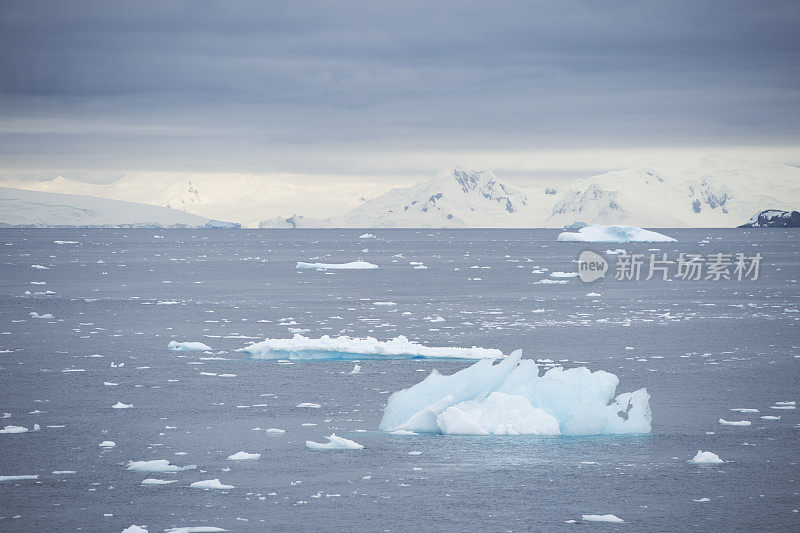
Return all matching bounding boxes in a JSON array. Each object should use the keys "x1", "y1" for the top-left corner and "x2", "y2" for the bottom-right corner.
[
  {"x1": 1, "y1": 156, "x2": 798, "y2": 228},
  {"x1": 328, "y1": 168, "x2": 549, "y2": 228},
  {"x1": 0, "y1": 187, "x2": 210, "y2": 227},
  {"x1": 544, "y1": 157, "x2": 800, "y2": 228}
]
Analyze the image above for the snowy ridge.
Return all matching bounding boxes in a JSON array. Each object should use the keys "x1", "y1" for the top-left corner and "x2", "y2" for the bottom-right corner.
[
  {"x1": 238, "y1": 334, "x2": 504, "y2": 360},
  {"x1": 0, "y1": 187, "x2": 210, "y2": 228}
]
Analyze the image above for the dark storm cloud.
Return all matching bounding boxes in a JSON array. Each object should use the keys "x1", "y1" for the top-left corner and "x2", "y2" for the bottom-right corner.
[{"x1": 1, "y1": 0, "x2": 799, "y2": 174}]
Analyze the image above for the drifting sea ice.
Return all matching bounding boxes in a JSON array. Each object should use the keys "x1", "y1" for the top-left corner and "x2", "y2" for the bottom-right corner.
[
  {"x1": 379, "y1": 350, "x2": 651, "y2": 435},
  {"x1": 126, "y1": 460, "x2": 197, "y2": 473},
  {"x1": 557, "y1": 224, "x2": 676, "y2": 243},
  {"x1": 168, "y1": 341, "x2": 212, "y2": 351},
  {"x1": 690, "y1": 450, "x2": 724, "y2": 464},
  {"x1": 226, "y1": 451, "x2": 261, "y2": 460},
  {"x1": 141, "y1": 478, "x2": 179, "y2": 485},
  {"x1": 0, "y1": 425, "x2": 29, "y2": 434},
  {"x1": 296, "y1": 260, "x2": 378, "y2": 270},
  {"x1": 0, "y1": 475, "x2": 39, "y2": 481},
  {"x1": 719, "y1": 419, "x2": 751, "y2": 426},
  {"x1": 190, "y1": 479, "x2": 234, "y2": 490},
  {"x1": 306, "y1": 434, "x2": 364, "y2": 450},
  {"x1": 582, "y1": 514, "x2": 624, "y2": 523},
  {"x1": 239, "y1": 334, "x2": 503, "y2": 361}
]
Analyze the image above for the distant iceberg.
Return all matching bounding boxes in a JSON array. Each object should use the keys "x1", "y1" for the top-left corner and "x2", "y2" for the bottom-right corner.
[
  {"x1": 296, "y1": 260, "x2": 378, "y2": 270},
  {"x1": 557, "y1": 224, "x2": 676, "y2": 243},
  {"x1": 238, "y1": 334, "x2": 503, "y2": 360},
  {"x1": 379, "y1": 350, "x2": 651, "y2": 435}
]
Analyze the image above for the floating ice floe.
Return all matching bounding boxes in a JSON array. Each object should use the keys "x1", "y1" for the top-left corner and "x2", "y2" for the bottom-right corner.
[
  {"x1": 379, "y1": 350, "x2": 651, "y2": 436},
  {"x1": 141, "y1": 478, "x2": 178, "y2": 485},
  {"x1": 99, "y1": 440, "x2": 116, "y2": 448},
  {"x1": 297, "y1": 402, "x2": 321, "y2": 408},
  {"x1": 0, "y1": 425, "x2": 29, "y2": 434},
  {"x1": 168, "y1": 341, "x2": 212, "y2": 351},
  {"x1": 350, "y1": 364, "x2": 362, "y2": 374},
  {"x1": 557, "y1": 225, "x2": 676, "y2": 243},
  {"x1": 226, "y1": 451, "x2": 261, "y2": 460},
  {"x1": 719, "y1": 419, "x2": 751, "y2": 426},
  {"x1": 0, "y1": 474, "x2": 39, "y2": 481},
  {"x1": 29, "y1": 312, "x2": 54, "y2": 319},
  {"x1": 582, "y1": 514, "x2": 624, "y2": 523},
  {"x1": 358, "y1": 233, "x2": 375, "y2": 239},
  {"x1": 112, "y1": 402, "x2": 133, "y2": 409},
  {"x1": 296, "y1": 261, "x2": 378, "y2": 270},
  {"x1": 126, "y1": 460, "x2": 197, "y2": 473},
  {"x1": 190, "y1": 479, "x2": 234, "y2": 490},
  {"x1": 690, "y1": 450, "x2": 724, "y2": 464},
  {"x1": 164, "y1": 526, "x2": 225, "y2": 533},
  {"x1": 239, "y1": 334, "x2": 503, "y2": 361},
  {"x1": 121, "y1": 526, "x2": 148, "y2": 533},
  {"x1": 306, "y1": 434, "x2": 364, "y2": 450},
  {"x1": 264, "y1": 428, "x2": 286, "y2": 434}
]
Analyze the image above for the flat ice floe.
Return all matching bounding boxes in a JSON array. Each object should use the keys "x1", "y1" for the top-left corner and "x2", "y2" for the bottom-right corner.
[
  {"x1": 380, "y1": 350, "x2": 651, "y2": 435},
  {"x1": 239, "y1": 334, "x2": 503, "y2": 360},
  {"x1": 0, "y1": 425, "x2": 29, "y2": 434},
  {"x1": 126, "y1": 460, "x2": 197, "y2": 473},
  {"x1": 0, "y1": 474, "x2": 39, "y2": 481},
  {"x1": 719, "y1": 418, "x2": 751, "y2": 426},
  {"x1": 168, "y1": 341, "x2": 212, "y2": 351},
  {"x1": 582, "y1": 514, "x2": 624, "y2": 523},
  {"x1": 296, "y1": 260, "x2": 378, "y2": 270},
  {"x1": 557, "y1": 224, "x2": 676, "y2": 243},
  {"x1": 190, "y1": 478, "x2": 234, "y2": 490},
  {"x1": 306, "y1": 434, "x2": 364, "y2": 450}
]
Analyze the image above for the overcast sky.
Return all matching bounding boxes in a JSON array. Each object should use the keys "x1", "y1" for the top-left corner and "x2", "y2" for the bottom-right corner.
[{"x1": 1, "y1": 0, "x2": 799, "y2": 184}]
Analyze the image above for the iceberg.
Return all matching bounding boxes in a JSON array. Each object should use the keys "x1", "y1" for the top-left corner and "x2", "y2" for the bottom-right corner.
[
  {"x1": 306, "y1": 434, "x2": 364, "y2": 450},
  {"x1": 226, "y1": 451, "x2": 260, "y2": 461},
  {"x1": 379, "y1": 350, "x2": 651, "y2": 436},
  {"x1": 238, "y1": 334, "x2": 503, "y2": 361},
  {"x1": 296, "y1": 260, "x2": 378, "y2": 270},
  {"x1": 557, "y1": 224, "x2": 676, "y2": 243}
]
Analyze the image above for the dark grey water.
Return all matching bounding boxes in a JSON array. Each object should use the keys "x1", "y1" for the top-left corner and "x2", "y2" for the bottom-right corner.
[{"x1": 0, "y1": 228, "x2": 798, "y2": 532}]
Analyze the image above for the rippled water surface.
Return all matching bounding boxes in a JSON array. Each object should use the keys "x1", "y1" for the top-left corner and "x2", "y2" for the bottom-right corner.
[{"x1": 0, "y1": 228, "x2": 798, "y2": 532}]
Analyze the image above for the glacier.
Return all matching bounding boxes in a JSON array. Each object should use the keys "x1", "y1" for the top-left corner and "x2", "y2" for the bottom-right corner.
[
  {"x1": 379, "y1": 350, "x2": 651, "y2": 435},
  {"x1": 238, "y1": 334, "x2": 504, "y2": 360},
  {"x1": 557, "y1": 224, "x2": 676, "y2": 243}
]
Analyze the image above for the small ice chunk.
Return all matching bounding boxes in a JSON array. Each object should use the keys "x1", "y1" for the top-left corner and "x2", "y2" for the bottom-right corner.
[
  {"x1": 264, "y1": 428, "x2": 286, "y2": 434},
  {"x1": 190, "y1": 479, "x2": 234, "y2": 490},
  {"x1": 0, "y1": 425, "x2": 29, "y2": 434},
  {"x1": 690, "y1": 450, "x2": 723, "y2": 464},
  {"x1": 112, "y1": 402, "x2": 133, "y2": 409},
  {"x1": 126, "y1": 460, "x2": 196, "y2": 473},
  {"x1": 226, "y1": 451, "x2": 261, "y2": 461},
  {"x1": 296, "y1": 261, "x2": 378, "y2": 270},
  {"x1": 29, "y1": 312, "x2": 54, "y2": 319},
  {"x1": 719, "y1": 419, "x2": 751, "y2": 426},
  {"x1": 168, "y1": 341, "x2": 212, "y2": 352},
  {"x1": 306, "y1": 434, "x2": 364, "y2": 450},
  {"x1": 693, "y1": 498, "x2": 711, "y2": 502},
  {"x1": 99, "y1": 440, "x2": 116, "y2": 448},
  {"x1": 0, "y1": 475, "x2": 39, "y2": 481},
  {"x1": 297, "y1": 402, "x2": 321, "y2": 408},
  {"x1": 582, "y1": 514, "x2": 624, "y2": 523},
  {"x1": 358, "y1": 233, "x2": 375, "y2": 239},
  {"x1": 349, "y1": 364, "x2": 361, "y2": 374},
  {"x1": 141, "y1": 478, "x2": 179, "y2": 485},
  {"x1": 121, "y1": 526, "x2": 149, "y2": 533}
]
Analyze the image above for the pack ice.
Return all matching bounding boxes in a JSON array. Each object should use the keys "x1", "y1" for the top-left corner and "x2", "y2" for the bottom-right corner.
[
  {"x1": 557, "y1": 224, "x2": 676, "y2": 243},
  {"x1": 239, "y1": 334, "x2": 503, "y2": 361},
  {"x1": 379, "y1": 350, "x2": 651, "y2": 435}
]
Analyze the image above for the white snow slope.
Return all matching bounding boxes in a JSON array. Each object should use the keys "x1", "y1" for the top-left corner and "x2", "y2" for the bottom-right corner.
[
  {"x1": 0, "y1": 187, "x2": 210, "y2": 228},
  {"x1": 3, "y1": 156, "x2": 799, "y2": 227}
]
